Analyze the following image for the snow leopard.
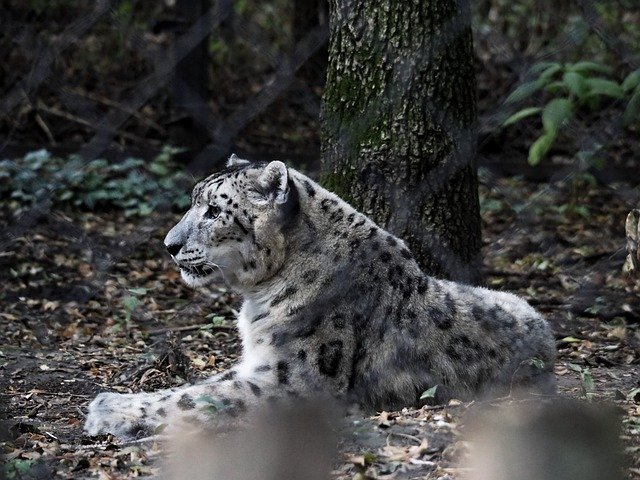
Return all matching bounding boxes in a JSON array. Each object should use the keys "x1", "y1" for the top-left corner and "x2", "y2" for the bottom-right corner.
[{"x1": 84, "y1": 155, "x2": 556, "y2": 438}]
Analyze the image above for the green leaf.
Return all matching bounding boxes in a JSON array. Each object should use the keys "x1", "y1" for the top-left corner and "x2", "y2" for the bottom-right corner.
[
  {"x1": 362, "y1": 452, "x2": 377, "y2": 465},
  {"x1": 195, "y1": 394, "x2": 216, "y2": 404},
  {"x1": 501, "y1": 107, "x2": 542, "y2": 127},
  {"x1": 59, "y1": 190, "x2": 74, "y2": 201},
  {"x1": 581, "y1": 369, "x2": 595, "y2": 392},
  {"x1": 573, "y1": 205, "x2": 590, "y2": 219},
  {"x1": 568, "y1": 61, "x2": 613, "y2": 75},
  {"x1": 137, "y1": 203, "x2": 154, "y2": 216},
  {"x1": 207, "y1": 315, "x2": 225, "y2": 326},
  {"x1": 9, "y1": 459, "x2": 35, "y2": 474},
  {"x1": 622, "y1": 69, "x2": 640, "y2": 92},
  {"x1": 539, "y1": 63, "x2": 563, "y2": 82},
  {"x1": 419, "y1": 385, "x2": 438, "y2": 400},
  {"x1": 148, "y1": 161, "x2": 169, "y2": 176},
  {"x1": 561, "y1": 336, "x2": 583, "y2": 344},
  {"x1": 153, "y1": 423, "x2": 167, "y2": 434},
  {"x1": 480, "y1": 198, "x2": 503, "y2": 213},
  {"x1": 536, "y1": 259, "x2": 549, "y2": 270},
  {"x1": 623, "y1": 90, "x2": 640, "y2": 126},
  {"x1": 544, "y1": 80, "x2": 566, "y2": 94},
  {"x1": 122, "y1": 296, "x2": 138, "y2": 312},
  {"x1": 528, "y1": 132, "x2": 556, "y2": 166},
  {"x1": 127, "y1": 287, "x2": 147, "y2": 296},
  {"x1": 562, "y1": 71, "x2": 588, "y2": 99},
  {"x1": 24, "y1": 149, "x2": 51, "y2": 169},
  {"x1": 173, "y1": 194, "x2": 191, "y2": 210},
  {"x1": 528, "y1": 357, "x2": 545, "y2": 369},
  {"x1": 567, "y1": 362, "x2": 583, "y2": 372},
  {"x1": 154, "y1": 145, "x2": 185, "y2": 164},
  {"x1": 585, "y1": 78, "x2": 624, "y2": 99},
  {"x1": 111, "y1": 157, "x2": 144, "y2": 172},
  {"x1": 195, "y1": 394, "x2": 225, "y2": 413},
  {"x1": 528, "y1": 61, "x2": 561, "y2": 74},
  {"x1": 542, "y1": 98, "x2": 573, "y2": 135},
  {"x1": 505, "y1": 80, "x2": 543, "y2": 104}
]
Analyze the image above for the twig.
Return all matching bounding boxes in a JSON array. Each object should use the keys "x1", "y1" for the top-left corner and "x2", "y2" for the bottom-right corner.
[
  {"x1": 146, "y1": 324, "x2": 236, "y2": 334},
  {"x1": 34, "y1": 112, "x2": 56, "y2": 145},
  {"x1": 121, "y1": 434, "x2": 169, "y2": 445},
  {"x1": 112, "y1": 364, "x2": 155, "y2": 386},
  {"x1": 386, "y1": 432, "x2": 423, "y2": 445},
  {"x1": 37, "y1": 103, "x2": 94, "y2": 128},
  {"x1": 68, "y1": 87, "x2": 167, "y2": 134},
  {"x1": 420, "y1": 404, "x2": 448, "y2": 411},
  {"x1": 37, "y1": 103, "x2": 150, "y2": 145},
  {"x1": 70, "y1": 435, "x2": 168, "y2": 451},
  {"x1": 1, "y1": 390, "x2": 90, "y2": 398}
]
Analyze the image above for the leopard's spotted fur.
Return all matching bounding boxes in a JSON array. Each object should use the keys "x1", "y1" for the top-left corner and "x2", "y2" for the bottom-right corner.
[{"x1": 84, "y1": 156, "x2": 556, "y2": 438}]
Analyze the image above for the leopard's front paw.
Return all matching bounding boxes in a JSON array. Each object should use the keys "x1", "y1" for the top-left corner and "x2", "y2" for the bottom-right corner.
[{"x1": 84, "y1": 392, "x2": 159, "y2": 439}]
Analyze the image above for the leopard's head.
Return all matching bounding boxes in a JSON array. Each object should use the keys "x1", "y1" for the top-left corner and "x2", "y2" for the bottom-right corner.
[{"x1": 164, "y1": 155, "x2": 297, "y2": 288}]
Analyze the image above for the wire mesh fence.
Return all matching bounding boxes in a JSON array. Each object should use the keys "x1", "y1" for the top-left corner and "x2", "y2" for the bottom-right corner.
[
  {"x1": 1, "y1": 1, "x2": 639, "y2": 362},
  {"x1": 1, "y1": 0, "x2": 327, "y2": 167},
  {"x1": 1, "y1": 1, "x2": 637, "y2": 173},
  {"x1": 1, "y1": 0, "x2": 639, "y2": 477}
]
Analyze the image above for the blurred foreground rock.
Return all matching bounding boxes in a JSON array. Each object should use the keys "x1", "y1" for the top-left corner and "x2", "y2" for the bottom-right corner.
[
  {"x1": 466, "y1": 401, "x2": 624, "y2": 480},
  {"x1": 163, "y1": 401, "x2": 337, "y2": 480}
]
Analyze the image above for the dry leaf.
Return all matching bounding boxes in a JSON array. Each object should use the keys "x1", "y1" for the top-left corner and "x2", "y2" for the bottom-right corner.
[{"x1": 377, "y1": 411, "x2": 392, "y2": 428}]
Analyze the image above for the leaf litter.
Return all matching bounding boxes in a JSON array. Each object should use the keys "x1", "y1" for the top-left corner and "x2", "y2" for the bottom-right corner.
[{"x1": 1, "y1": 174, "x2": 639, "y2": 479}]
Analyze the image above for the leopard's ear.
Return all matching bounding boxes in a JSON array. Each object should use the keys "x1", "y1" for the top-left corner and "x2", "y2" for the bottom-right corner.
[
  {"x1": 227, "y1": 153, "x2": 251, "y2": 167},
  {"x1": 251, "y1": 161, "x2": 289, "y2": 205}
]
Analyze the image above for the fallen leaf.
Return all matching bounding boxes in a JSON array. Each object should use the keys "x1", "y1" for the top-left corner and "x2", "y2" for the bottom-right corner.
[
  {"x1": 560, "y1": 336, "x2": 582, "y2": 344},
  {"x1": 377, "y1": 411, "x2": 392, "y2": 428}
]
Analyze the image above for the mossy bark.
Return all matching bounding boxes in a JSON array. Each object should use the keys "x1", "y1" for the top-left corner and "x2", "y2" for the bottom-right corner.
[{"x1": 320, "y1": 0, "x2": 481, "y2": 284}]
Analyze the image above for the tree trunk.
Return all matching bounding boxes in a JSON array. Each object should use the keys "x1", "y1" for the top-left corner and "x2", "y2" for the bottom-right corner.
[{"x1": 320, "y1": 0, "x2": 481, "y2": 284}]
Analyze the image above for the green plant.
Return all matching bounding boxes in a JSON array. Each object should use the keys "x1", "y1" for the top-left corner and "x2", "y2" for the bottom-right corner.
[
  {"x1": 2, "y1": 459, "x2": 36, "y2": 479},
  {"x1": 0, "y1": 146, "x2": 192, "y2": 217},
  {"x1": 121, "y1": 287, "x2": 148, "y2": 323},
  {"x1": 622, "y1": 68, "x2": 640, "y2": 126},
  {"x1": 206, "y1": 313, "x2": 226, "y2": 327},
  {"x1": 566, "y1": 361, "x2": 596, "y2": 399},
  {"x1": 110, "y1": 287, "x2": 150, "y2": 332},
  {"x1": 419, "y1": 385, "x2": 438, "y2": 400},
  {"x1": 502, "y1": 61, "x2": 639, "y2": 165},
  {"x1": 527, "y1": 357, "x2": 545, "y2": 370},
  {"x1": 195, "y1": 394, "x2": 226, "y2": 415}
]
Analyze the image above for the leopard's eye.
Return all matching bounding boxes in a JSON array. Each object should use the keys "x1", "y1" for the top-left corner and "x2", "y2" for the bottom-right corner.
[{"x1": 205, "y1": 204, "x2": 221, "y2": 219}]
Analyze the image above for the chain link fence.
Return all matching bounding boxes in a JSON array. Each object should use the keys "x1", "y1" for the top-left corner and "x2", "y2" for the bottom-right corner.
[
  {"x1": 1, "y1": 0, "x2": 639, "y2": 476},
  {"x1": 1, "y1": 0, "x2": 327, "y2": 168},
  {"x1": 1, "y1": 0, "x2": 639, "y2": 344}
]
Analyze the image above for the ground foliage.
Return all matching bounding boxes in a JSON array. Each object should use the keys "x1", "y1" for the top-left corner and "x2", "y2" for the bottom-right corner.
[
  {"x1": 0, "y1": 147, "x2": 192, "y2": 217},
  {"x1": 1, "y1": 171, "x2": 639, "y2": 479},
  {"x1": 2, "y1": 0, "x2": 640, "y2": 478}
]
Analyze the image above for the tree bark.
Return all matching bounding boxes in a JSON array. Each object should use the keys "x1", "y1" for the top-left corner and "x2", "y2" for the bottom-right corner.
[{"x1": 320, "y1": 0, "x2": 481, "y2": 284}]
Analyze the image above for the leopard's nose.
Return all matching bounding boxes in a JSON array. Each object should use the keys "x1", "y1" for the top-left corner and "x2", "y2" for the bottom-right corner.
[{"x1": 166, "y1": 243, "x2": 183, "y2": 256}]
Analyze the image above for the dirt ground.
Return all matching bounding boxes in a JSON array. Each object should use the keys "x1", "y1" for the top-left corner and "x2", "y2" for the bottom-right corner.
[{"x1": 1, "y1": 172, "x2": 639, "y2": 479}]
